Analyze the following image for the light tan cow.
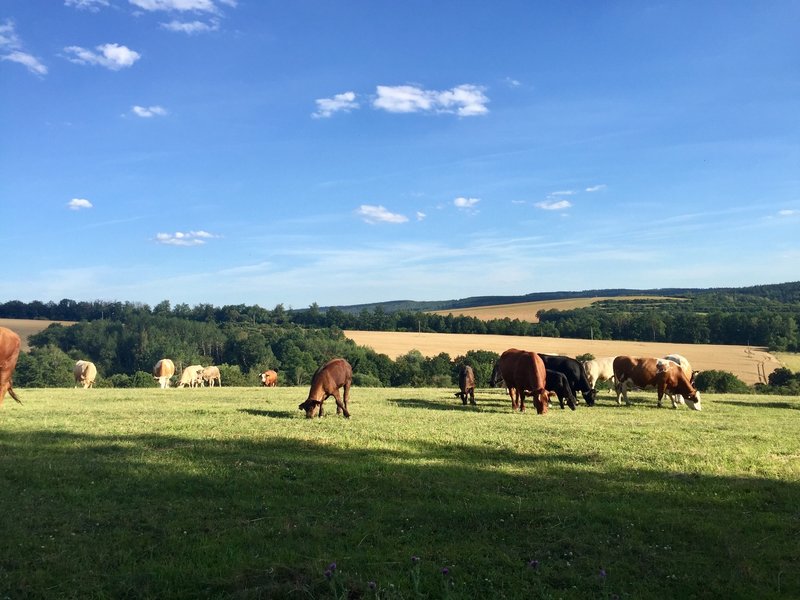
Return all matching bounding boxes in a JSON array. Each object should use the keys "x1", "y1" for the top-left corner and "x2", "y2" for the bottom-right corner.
[
  {"x1": 201, "y1": 365, "x2": 221, "y2": 387},
  {"x1": 260, "y1": 370, "x2": 278, "y2": 387},
  {"x1": 0, "y1": 327, "x2": 22, "y2": 406},
  {"x1": 73, "y1": 360, "x2": 97, "y2": 388},
  {"x1": 153, "y1": 358, "x2": 176, "y2": 388},
  {"x1": 177, "y1": 365, "x2": 204, "y2": 388}
]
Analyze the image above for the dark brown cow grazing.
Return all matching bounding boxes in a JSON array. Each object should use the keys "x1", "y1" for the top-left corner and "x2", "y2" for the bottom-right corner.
[
  {"x1": 454, "y1": 364, "x2": 476, "y2": 405},
  {"x1": 0, "y1": 327, "x2": 22, "y2": 407},
  {"x1": 613, "y1": 356, "x2": 702, "y2": 411},
  {"x1": 495, "y1": 348, "x2": 549, "y2": 414},
  {"x1": 260, "y1": 369, "x2": 278, "y2": 387},
  {"x1": 298, "y1": 358, "x2": 352, "y2": 418}
]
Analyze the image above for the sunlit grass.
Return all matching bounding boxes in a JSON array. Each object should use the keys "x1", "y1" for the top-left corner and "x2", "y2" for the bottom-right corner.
[{"x1": 1, "y1": 386, "x2": 798, "y2": 598}]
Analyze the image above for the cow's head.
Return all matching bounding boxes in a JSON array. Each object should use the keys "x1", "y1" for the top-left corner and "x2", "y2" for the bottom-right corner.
[
  {"x1": 685, "y1": 390, "x2": 702, "y2": 411},
  {"x1": 260, "y1": 372, "x2": 267, "y2": 386},
  {"x1": 489, "y1": 363, "x2": 504, "y2": 388},
  {"x1": 582, "y1": 388, "x2": 597, "y2": 407},
  {"x1": 298, "y1": 399, "x2": 322, "y2": 418}
]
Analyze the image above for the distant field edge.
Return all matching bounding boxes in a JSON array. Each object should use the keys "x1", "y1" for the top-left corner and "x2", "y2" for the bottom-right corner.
[
  {"x1": 343, "y1": 330, "x2": 779, "y2": 385},
  {"x1": 0, "y1": 318, "x2": 76, "y2": 351}
]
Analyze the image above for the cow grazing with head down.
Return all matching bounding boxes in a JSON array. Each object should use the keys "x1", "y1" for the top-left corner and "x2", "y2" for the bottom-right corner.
[
  {"x1": 201, "y1": 366, "x2": 221, "y2": 387},
  {"x1": 545, "y1": 369, "x2": 577, "y2": 410},
  {"x1": 613, "y1": 355, "x2": 702, "y2": 410},
  {"x1": 298, "y1": 358, "x2": 352, "y2": 419},
  {"x1": 73, "y1": 360, "x2": 97, "y2": 388},
  {"x1": 260, "y1": 370, "x2": 278, "y2": 387},
  {"x1": 493, "y1": 349, "x2": 549, "y2": 414},
  {"x1": 0, "y1": 327, "x2": 22, "y2": 407},
  {"x1": 454, "y1": 364, "x2": 476, "y2": 405},
  {"x1": 540, "y1": 354, "x2": 597, "y2": 406},
  {"x1": 662, "y1": 354, "x2": 699, "y2": 404},
  {"x1": 177, "y1": 365, "x2": 204, "y2": 388},
  {"x1": 153, "y1": 359, "x2": 175, "y2": 389},
  {"x1": 582, "y1": 357, "x2": 616, "y2": 393}
]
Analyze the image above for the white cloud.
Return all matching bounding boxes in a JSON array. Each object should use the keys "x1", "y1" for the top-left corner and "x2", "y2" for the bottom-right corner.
[
  {"x1": 68, "y1": 198, "x2": 93, "y2": 210},
  {"x1": 416, "y1": 211, "x2": 426, "y2": 221},
  {"x1": 454, "y1": 197, "x2": 480, "y2": 209},
  {"x1": 536, "y1": 200, "x2": 572, "y2": 210},
  {"x1": 504, "y1": 77, "x2": 521, "y2": 87},
  {"x1": 778, "y1": 209, "x2": 798, "y2": 216},
  {"x1": 64, "y1": 43, "x2": 141, "y2": 70},
  {"x1": 155, "y1": 230, "x2": 218, "y2": 246},
  {"x1": 550, "y1": 190, "x2": 576, "y2": 196},
  {"x1": 129, "y1": 0, "x2": 229, "y2": 13},
  {"x1": 312, "y1": 91, "x2": 358, "y2": 118},
  {"x1": 0, "y1": 20, "x2": 47, "y2": 76},
  {"x1": 586, "y1": 184, "x2": 607, "y2": 192},
  {"x1": 373, "y1": 84, "x2": 489, "y2": 116},
  {"x1": 65, "y1": 0, "x2": 110, "y2": 10},
  {"x1": 131, "y1": 105, "x2": 167, "y2": 117},
  {"x1": 160, "y1": 19, "x2": 219, "y2": 33},
  {"x1": 356, "y1": 205, "x2": 409, "y2": 224}
]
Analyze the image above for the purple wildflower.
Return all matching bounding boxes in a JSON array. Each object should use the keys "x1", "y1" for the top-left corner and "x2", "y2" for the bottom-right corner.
[
  {"x1": 441, "y1": 567, "x2": 450, "y2": 576},
  {"x1": 328, "y1": 562, "x2": 337, "y2": 572},
  {"x1": 324, "y1": 570, "x2": 333, "y2": 580},
  {"x1": 528, "y1": 559, "x2": 539, "y2": 569},
  {"x1": 599, "y1": 568, "x2": 607, "y2": 578},
  {"x1": 411, "y1": 556, "x2": 420, "y2": 564},
  {"x1": 368, "y1": 581, "x2": 377, "y2": 590}
]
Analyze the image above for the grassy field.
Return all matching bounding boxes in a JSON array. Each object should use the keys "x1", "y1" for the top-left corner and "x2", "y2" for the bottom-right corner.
[
  {"x1": 344, "y1": 331, "x2": 781, "y2": 385},
  {"x1": 1, "y1": 387, "x2": 798, "y2": 599}
]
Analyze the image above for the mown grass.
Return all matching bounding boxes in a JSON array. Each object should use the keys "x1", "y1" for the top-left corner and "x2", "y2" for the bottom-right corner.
[{"x1": 1, "y1": 386, "x2": 798, "y2": 599}]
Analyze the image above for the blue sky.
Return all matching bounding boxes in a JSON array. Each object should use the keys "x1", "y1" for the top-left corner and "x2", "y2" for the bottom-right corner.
[{"x1": 2, "y1": 1, "x2": 798, "y2": 309}]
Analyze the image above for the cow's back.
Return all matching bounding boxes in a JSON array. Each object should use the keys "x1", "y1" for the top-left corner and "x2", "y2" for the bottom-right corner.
[
  {"x1": 458, "y1": 365, "x2": 475, "y2": 391},
  {"x1": 310, "y1": 358, "x2": 352, "y2": 397}
]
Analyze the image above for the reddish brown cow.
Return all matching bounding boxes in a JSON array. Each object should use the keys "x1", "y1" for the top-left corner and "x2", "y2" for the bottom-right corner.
[
  {"x1": 0, "y1": 327, "x2": 22, "y2": 407},
  {"x1": 298, "y1": 358, "x2": 352, "y2": 418},
  {"x1": 496, "y1": 348, "x2": 549, "y2": 414},
  {"x1": 260, "y1": 369, "x2": 278, "y2": 387},
  {"x1": 613, "y1": 356, "x2": 702, "y2": 410}
]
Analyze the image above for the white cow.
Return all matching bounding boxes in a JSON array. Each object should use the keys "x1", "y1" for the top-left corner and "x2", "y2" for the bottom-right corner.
[
  {"x1": 201, "y1": 365, "x2": 221, "y2": 387},
  {"x1": 153, "y1": 358, "x2": 176, "y2": 389},
  {"x1": 74, "y1": 360, "x2": 97, "y2": 389},
  {"x1": 582, "y1": 357, "x2": 616, "y2": 391},
  {"x1": 177, "y1": 365, "x2": 204, "y2": 388}
]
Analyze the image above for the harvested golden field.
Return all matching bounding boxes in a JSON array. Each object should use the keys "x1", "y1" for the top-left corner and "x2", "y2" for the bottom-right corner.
[
  {"x1": 344, "y1": 330, "x2": 780, "y2": 385},
  {"x1": 0, "y1": 318, "x2": 76, "y2": 351},
  {"x1": 428, "y1": 296, "x2": 678, "y2": 322}
]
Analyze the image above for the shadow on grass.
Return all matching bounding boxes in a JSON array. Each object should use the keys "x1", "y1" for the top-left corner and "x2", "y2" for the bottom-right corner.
[
  {"x1": 238, "y1": 408, "x2": 297, "y2": 419},
  {"x1": 714, "y1": 399, "x2": 800, "y2": 410},
  {"x1": 0, "y1": 427, "x2": 797, "y2": 599},
  {"x1": 387, "y1": 397, "x2": 511, "y2": 413}
]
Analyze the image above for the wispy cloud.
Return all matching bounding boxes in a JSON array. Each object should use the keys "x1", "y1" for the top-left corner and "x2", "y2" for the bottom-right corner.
[
  {"x1": 64, "y1": 0, "x2": 110, "y2": 11},
  {"x1": 129, "y1": 0, "x2": 233, "y2": 13},
  {"x1": 155, "y1": 230, "x2": 218, "y2": 246},
  {"x1": 373, "y1": 84, "x2": 489, "y2": 116},
  {"x1": 778, "y1": 209, "x2": 798, "y2": 216},
  {"x1": 454, "y1": 197, "x2": 480, "y2": 209},
  {"x1": 312, "y1": 91, "x2": 358, "y2": 118},
  {"x1": 550, "y1": 190, "x2": 576, "y2": 196},
  {"x1": 0, "y1": 20, "x2": 47, "y2": 76},
  {"x1": 64, "y1": 43, "x2": 141, "y2": 70},
  {"x1": 68, "y1": 198, "x2": 93, "y2": 210},
  {"x1": 503, "y1": 77, "x2": 521, "y2": 88},
  {"x1": 356, "y1": 205, "x2": 408, "y2": 224},
  {"x1": 131, "y1": 105, "x2": 167, "y2": 117},
  {"x1": 160, "y1": 19, "x2": 220, "y2": 34},
  {"x1": 586, "y1": 184, "x2": 607, "y2": 192},
  {"x1": 536, "y1": 199, "x2": 572, "y2": 210},
  {"x1": 416, "y1": 211, "x2": 426, "y2": 221}
]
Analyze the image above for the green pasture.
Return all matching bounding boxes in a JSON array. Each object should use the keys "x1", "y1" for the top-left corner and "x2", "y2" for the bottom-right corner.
[{"x1": 1, "y1": 386, "x2": 798, "y2": 599}]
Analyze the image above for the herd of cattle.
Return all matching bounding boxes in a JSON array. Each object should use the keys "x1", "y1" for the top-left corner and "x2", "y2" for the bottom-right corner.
[{"x1": 0, "y1": 325, "x2": 701, "y2": 416}]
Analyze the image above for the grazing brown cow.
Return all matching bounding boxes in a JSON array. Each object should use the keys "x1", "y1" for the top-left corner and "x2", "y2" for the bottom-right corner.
[
  {"x1": 201, "y1": 365, "x2": 221, "y2": 387},
  {"x1": 495, "y1": 348, "x2": 549, "y2": 414},
  {"x1": 153, "y1": 358, "x2": 176, "y2": 388},
  {"x1": 613, "y1": 356, "x2": 702, "y2": 410},
  {"x1": 260, "y1": 369, "x2": 278, "y2": 387},
  {"x1": 73, "y1": 360, "x2": 97, "y2": 388},
  {"x1": 454, "y1": 364, "x2": 476, "y2": 405},
  {"x1": 0, "y1": 327, "x2": 22, "y2": 406},
  {"x1": 298, "y1": 358, "x2": 352, "y2": 418}
]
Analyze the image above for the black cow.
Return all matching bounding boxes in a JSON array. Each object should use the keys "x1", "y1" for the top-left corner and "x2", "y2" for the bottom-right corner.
[
  {"x1": 454, "y1": 364, "x2": 476, "y2": 405},
  {"x1": 545, "y1": 369, "x2": 577, "y2": 410},
  {"x1": 540, "y1": 355, "x2": 597, "y2": 406}
]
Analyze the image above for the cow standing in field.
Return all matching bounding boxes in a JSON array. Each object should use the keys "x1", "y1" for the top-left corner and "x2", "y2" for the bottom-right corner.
[
  {"x1": 494, "y1": 349, "x2": 549, "y2": 414},
  {"x1": 582, "y1": 357, "x2": 616, "y2": 393},
  {"x1": 298, "y1": 358, "x2": 352, "y2": 418},
  {"x1": 153, "y1": 359, "x2": 176, "y2": 389},
  {"x1": 0, "y1": 327, "x2": 22, "y2": 407},
  {"x1": 260, "y1": 370, "x2": 278, "y2": 387},
  {"x1": 545, "y1": 369, "x2": 577, "y2": 410},
  {"x1": 662, "y1": 354, "x2": 699, "y2": 405},
  {"x1": 613, "y1": 356, "x2": 702, "y2": 410},
  {"x1": 201, "y1": 366, "x2": 221, "y2": 387},
  {"x1": 540, "y1": 354, "x2": 597, "y2": 406},
  {"x1": 455, "y1": 364, "x2": 476, "y2": 405},
  {"x1": 73, "y1": 360, "x2": 97, "y2": 388},
  {"x1": 177, "y1": 365, "x2": 204, "y2": 388}
]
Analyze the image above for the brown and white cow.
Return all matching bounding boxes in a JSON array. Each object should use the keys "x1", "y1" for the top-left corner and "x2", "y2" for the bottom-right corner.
[
  {"x1": 260, "y1": 369, "x2": 278, "y2": 387},
  {"x1": 201, "y1": 365, "x2": 221, "y2": 387},
  {"x1": 153, "y1": 358, "x2": 176, "y2": 389},
  {"x1": 494, "y1": 348, "x2": 549, "y2": 414},
  {"x1": 298, "y1": 358, "x2": 352, "y2": 418},
  {"x1": 177, "y1": 365, "x2": 204, "y2": 388},
  {"x1": 73, "y1": 360, "x2": 97, "y2": 388},
  {"x1": 455, "y1": 364, "x2": 476, "y2": 405},
  {"x1": 0, "y1": 327, "x2": 22, "y2": 407},
  {"x1": 613, "y1": 356, "x2": 702, "y2": 410}
]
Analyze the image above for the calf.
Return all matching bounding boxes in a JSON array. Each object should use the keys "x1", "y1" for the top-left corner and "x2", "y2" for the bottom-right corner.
[
  {"x1": 454, "y1": 364, "x2": 476, "y2": 405},
  {"x1": 299, "y1": 358, "x2": 352, "y2": 418},
  {"x1": 545, "y1": 369, "x2": 577, "y2": 410}
]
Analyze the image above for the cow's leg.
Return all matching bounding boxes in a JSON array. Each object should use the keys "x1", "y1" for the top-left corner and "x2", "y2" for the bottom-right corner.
[
  {"x1": 469, "y1": 388, "x2": 476, "y2": 406},
  {"x1": 336, "y1": 384, "x2": 351, "y2": 418},
  {"x1": 508, "y1": 387, "x2": 518, "y2": 411},
  {"x1": 517, "y1": 388, "x2": 526, "y2": 412}
]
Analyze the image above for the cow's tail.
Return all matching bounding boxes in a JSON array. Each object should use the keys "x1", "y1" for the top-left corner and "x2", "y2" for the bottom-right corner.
[{"x1": 8, "y1": 386, "x2": 22, "y2": 404}]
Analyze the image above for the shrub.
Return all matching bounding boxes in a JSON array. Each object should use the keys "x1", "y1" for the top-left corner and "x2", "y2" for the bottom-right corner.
[
  {"x1": 694, "y1": 370, "x2": 750, "y2": 393},
  {"x1": 576, "y1": 353, "x2": 595, "y2": 362},
  {"x1": 132, "y1": 371, "x2": 155, "y2": 388},
  {"x1": 108, "y1": 373, "x2": 133, "y2": 388},
  {"x1": 353, "y1": 373, "x2": 382, "y2": 387},
  {"x1": 217, "y1": 364, "x2": 248, "y2": 387}
]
